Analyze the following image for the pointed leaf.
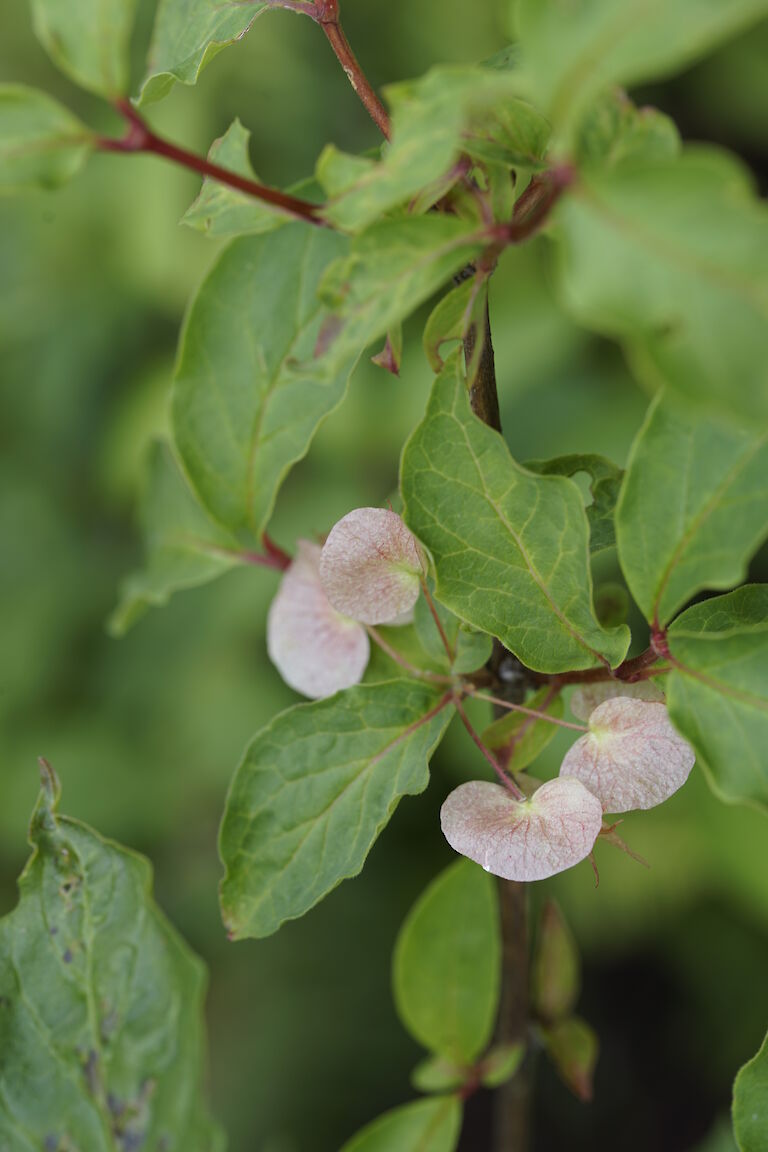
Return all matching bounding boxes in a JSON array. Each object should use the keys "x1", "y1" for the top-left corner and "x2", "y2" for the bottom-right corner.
[
  {"x1": 31, "y1": 0, "x2": 138, "y2": 97},
  {"x1": 109, "y1": 441, "x2": 244, "y2": 635},
  {"x1": 733, "y1": 1028, "x2": 768, "y2": 1152},
  {"x1": 667, "y1": 587, "x2": 768, "y2": 809},
  {"x1": 543, "y1": 1016, "x2": 599, "y2": 1103},
  {"x1": 616, "y1": 393, "x2": 768, "y2": 625},
  {"x1": 0, "y1": 766, "x2": 221, "y2": 1148},
  {"x1": 480, "y1": 1043, "x2": 525, "y2": 1088},
  {"x1": 515, "y1": 0, "x2": 768, "y2": 141},
  {"x1": 560, "y1": 698, "x2": 695, "y2": 813},
  {"x1": 400, "y1": 354, "x2": 630, "y2": 672},
  {"x1": 268, "y1": 540, "x2": 370, "y2": 699},
  {"x1": 0, "y1": 85, "x2": 93, "y2": 193},
  {"x1": 219, "y1": 680, "x2": 454, "y2": 939},
  {"x1": 340, "y1": 1096, "x2": 462, "y2": 1152},
  {"x1": 552, "y1": 149, "x2": 768, "y2": 426},
  {"x1": 526, "y1": 453, "x2": 623, "y2": 555},
  {"x1": 393, "y1": 859, "x2": 501, "y2": 1063},
  {"x1": 440, "y1": 777, "x2": 603, "y2": 882},
  {"x1": 481, "y1": 687, "x2": 565, "y2": 772},
  {"x1": 532, "y1": 900, "x2": 580, "y2": 1024},
  {"x1": 172, "y1": 223, "x2": 355, "y2": 542}
]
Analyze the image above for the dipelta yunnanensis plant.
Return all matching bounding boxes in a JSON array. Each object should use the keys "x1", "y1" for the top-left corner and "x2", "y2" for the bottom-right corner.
[{"x1": 2, "y1": 0, "x2": 768, "y2": 1147}]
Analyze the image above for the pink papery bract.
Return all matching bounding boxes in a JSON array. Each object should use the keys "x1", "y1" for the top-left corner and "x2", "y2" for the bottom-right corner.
[
  {"x1": 560, "y1": 698, "x2": 695, "y2": 813},
  {"x1": 319, "y1": 507, "x2": 425, "y2": 625},
  {"x1": 570, "y1": 680, "x2": 665, "y2": 722},
  {"x1": 440, "y1": 778, "x2": 603, "y2": 882},
  {"x1": 267, "y1": 540, "x2": 369, "y2": 699}
]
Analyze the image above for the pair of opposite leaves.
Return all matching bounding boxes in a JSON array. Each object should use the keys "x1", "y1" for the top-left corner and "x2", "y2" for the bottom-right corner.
[{"x1": 267, "y1": 508, "x2": 695, "y2": 883}]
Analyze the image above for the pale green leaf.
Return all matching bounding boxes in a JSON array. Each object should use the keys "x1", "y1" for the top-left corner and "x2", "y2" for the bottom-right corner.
[
  {"x1": 423, "y1": 279, "x2": 478, "y2": 374},
  {"x1": 543, "y1": 1015, "x2": 598, "y2": 1102},
  {"x1": 0, "y1": 765, "x2": 222, "y2": 1149},
  {"x1": 481, "y1": 687, "x2": 565, "y2": 772},
  {"x1": 139, "y1": 0, "x2": 272, "y2": 104},
  {"x1": 183, "y1": 119, "x2": 311, "y2": 239},
  {"x1": 531, "y1": 900, "x2": 580, "y2": 1023},
  {"x1": 526, "y1": 453, "x2": 623, "y2": 554},
  {"x1": 31, "y1": 0, "x2": 138, "y2": 97},
  {"x1": 393, "y1": 859, "x2": 501, "y2": 1063},
  {"x1": 173, "y1": 222, "x2": 355, "y2": 542},
  {"x1": 514, "y1": 0, "x2": 768, "y2": 141},
  {"x1": 321, "y1": 65, "x2": 549, "y2": 232},
  {"x1": 109, "y1": 441, "x2": 247, "y2": 635},
  {"x1": 411, "y1": 1056, "x2": 466, "y2": 1094},
  {"x1": 575, "y1": 89, "x2": 680, "y2": 169},
  {"x1": 400, "y1": 354, "x2": 630, "y2": 673},
  {"x1": 733, "y1": 1029, "x2": 768, "y2": 1152},
  {"x1": 0, "y1": 84, "x2": 93, "y2": 193},
  {"x1": 667, "y1": 587, "x2": 768, "y2": 809},
  {"x1": 616, "y1": 394, "x2": 768, "y2": 625},
  {"x1": 413, "y1": 585, "x2": 492, "y2": 675},
  {"x1": 552, "y1": 147, "x2": 768, "y2": 426},
  {"x1": 339, "y1": 1096, "x2": 462, "y2": 1152},
  {"x1": 219, "y1": 680, "x2": 454, "y2": 939},
  {"x1": 317, "y1": 215, "x2": 486, "y2": 372},
  {"x1": 480, "y1": 1043, "x2": 525, "y2": 1088}
]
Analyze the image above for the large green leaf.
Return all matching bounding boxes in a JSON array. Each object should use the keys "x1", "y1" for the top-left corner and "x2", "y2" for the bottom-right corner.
[
  {"x1": 139, "y1": 0, "x2": 271, "y2": 104},
  {"x1": 551, "y1": 147, "x2": 768, "y2": 426},
  {"x1": 110, "y1": 441, "x2": 249, "y2": 635},
  {"x1": 316, "y1": 215, "x2": 486, "y2": 373},
  {"x1": 0, "y1": 85, "x2": 93, "y2": 193},
  {"x1": 320, "y1": 65, "x2": 549, "y2": 232},
  {"x1": 733, "y1": 1029, "x2": 768, "y2": 1152},
  {"x1": 526, "y1": 453, "x2": 623, "y2": 554},
  {"x1": 393, "y1": 859, "x2": 501, "y2": 1063},
  {"x1": 616, "y1": 395, "x2": 768, "y2": 625},
  {"x1": 31, "y1": 0, "x2": 138, "y2": 97},
  {"x1": 514, "y1": 0, "x2": 768, "y2": 141},
  {"x1": 400, "y1": 354, "x2": 629, "y2": 673},
  {"x1": 0, "y1": 765, "x2": 221, "y2": 1149},
  {"x1": 667, "y1": 587, "x2": 768, "y2": 809},
  {"x1": 182, "y1": 119, "x2": 305, "y2": 239},
  {"x1": 219, "y1": 680, "x2": 454, "y2": 939},
  {"x1": 340, "y1": 1096, "x2": 462, "y2": 1152},
  {"x1": 173, "y1": 222, "x2": 355, "y2": 542}
]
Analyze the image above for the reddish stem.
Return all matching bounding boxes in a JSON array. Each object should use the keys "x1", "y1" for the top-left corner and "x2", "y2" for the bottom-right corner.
[
  {"x1": 538, "y1": 644, "x2": 669, "y2": 687},
  {"x1": 420, "y1": 578, "x2": 456, "y2": 663},
  {"x1": 453, "y1": 695, "x2": 526, "y2": 801},
  {"x1": 315, "y1": 0, "x2": 392, "y2": 140},
  {"x1": 467, "y1": 689, "x2": 588, "y2": 733},
  {"x1": 99, "y1": 101, "x2": 325, "y2": 226},
  {"x1": 366, "y1": 626, "x2": 454, "y2": 685},
  {"x1": 493, "y1": 167, "x2": 575, "y2": 247}
]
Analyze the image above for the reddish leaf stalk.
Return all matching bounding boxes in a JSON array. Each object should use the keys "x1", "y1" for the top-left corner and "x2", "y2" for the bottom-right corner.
[
  {"x1": 99, "y1": 101, "x2": 325, "y2": 226},
  {"x1": 453, "y1": 695, "x2": 526, "y2": 801},
  {"x1": 313, "y1": 0, "x2": 392, "y2": 140}
]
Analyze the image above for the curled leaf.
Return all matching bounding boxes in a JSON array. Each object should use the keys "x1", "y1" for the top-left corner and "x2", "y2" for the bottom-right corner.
[
  {"x1": 319, "y1": 507, "x2": 426, "y2": 625},
  {"x1": 560, "y1": 699, "x2": 695, "y2": 813},
  {"x1": 570, "y1": 679, "x2": 665, "y2": 722},
  {"x1": 440, "y1": 777, "x2": 603, "y2": 882},
  {"x1": 267, "y1": 540, "x2": 369, "y2": 699}
]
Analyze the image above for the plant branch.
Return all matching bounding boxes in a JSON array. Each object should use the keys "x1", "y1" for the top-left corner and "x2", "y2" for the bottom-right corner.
[
  {"x1": 453, "y1": 696, "x2": 526, "y2": 801},
  {"x1": 99, "y1": 101, "x2": 325, "y2": 226},
  {"x1": 467, "y1": 689, "x2": 588, "y2": 733},
  {"x1": 537, "y1": 644, "x2": 669, "y2": 687},
  {"x1": 313, "y1": 0, "x2": 392, "y2": 140}
]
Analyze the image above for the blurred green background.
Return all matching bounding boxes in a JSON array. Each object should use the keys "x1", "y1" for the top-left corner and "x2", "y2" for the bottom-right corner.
[{"x1": 1, "y1": 3, "x2": 767, "y2": 1149}]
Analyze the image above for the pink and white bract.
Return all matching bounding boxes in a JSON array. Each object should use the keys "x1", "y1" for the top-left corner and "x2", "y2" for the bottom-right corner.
[
  {"x1": 440, "y1": 777, "x2": 603, "y2": 882},
  {"x1": 319, "y1": 507, "x2": 425, "y2": 625},
  {"x1": 267, "y1": 540, "x2": 370, "y2": 699},
  {"x1": 570, "y1": 680, "x2": 665, "y2": 722},
  {"x1": 560, "y1": 698, "x2": 695, "y2": 813}
]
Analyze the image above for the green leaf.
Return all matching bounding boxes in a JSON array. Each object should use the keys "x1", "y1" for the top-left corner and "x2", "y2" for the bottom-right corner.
[
  {"x1": 667, "y1": 587, "x2": 768, "y2": 809},
  {"x1": 526, "y1": 453, "x2": 623, "y2": 554},
  {"x1": 0, "y1": 764, "x2": 222, "y2": 1149},
  {"x1": 139, "y1": 0, "x2": 270, "y2": 104},
  {"x1": 532, "y1": 900, "x2": 580, "y2": 1023},
  {"x1": 481, "y1": 687, "x2": 564, "y2": 772},
  {"x1": 182, "y1": 119, "x2": 310, "y2": 239},
  {"x1": 400, "y1": 354, "x2": 630, "y2": 673},
  {"x1": 320, "y1": 65, "x2": 549, "y2": 232},
  {"x1": 413, "y1": 585, "x2": 492, "y2": 675},
  {"x1": 173, "y1": 222, "x2": 355, "y2": 542},
  {"x1": 393, "y1": 859, "x2": 501, "y2": 1063},
  {"x1": 411, "y1": 1056, "x2": 466, "y2": 1094},
  {"x1": 423, "y1": 279, "x2": 479, "y2": 374},
  {"x1": 219, "y1": 680, "x2": 454, "y2": 939},
  {"x1": 593, "y1": 582, "x2": 630, "y2": 629},
  {"x1": 543, "y1": 1016, "x2": 599, "y2": 1103},
  {"x1": 552, "y1": 147, "x2": 768, "y2": 426},
  {"x1": 575, "y1": 89, "x2": 680, "y2": 169},
  {"x1": 733, "y1": 1029, "x2": 768, "y2": 1152},
  {"x1": 480, "y1": 1043, "x2": 525, "y2": 1088},
  {"x1": 616, "y1": 394, "x2": 768, "y2": 625},
  {"x1": 317, "y1": 215, "x2": 486, "y2": 372},
  {"x1": 339, "y1": 1096, "x2": 462, "y2": 1152},
  {"x1": 514, "y1": 0, "x2": 768, "y2": 141},
  {"x1": 0, "y1": 84, "x2": 93, "y2": 193},
  {"x1": 109, "y1": 441, "x2": 247, "y2": 635},
  {"x1": 31, "y1": 0, "x2": 138, "y2": 97}
]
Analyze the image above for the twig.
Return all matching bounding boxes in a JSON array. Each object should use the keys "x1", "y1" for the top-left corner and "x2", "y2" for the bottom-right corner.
[
  {"x1": 313, "y1": 0, "x2": 392, "y2": 139},
  {"x1": 468, "y1": 689, "x2": 587, "y2": 733},
  {"x1": 453, "y1": 695, "x2": 526, "y2": 801}
]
